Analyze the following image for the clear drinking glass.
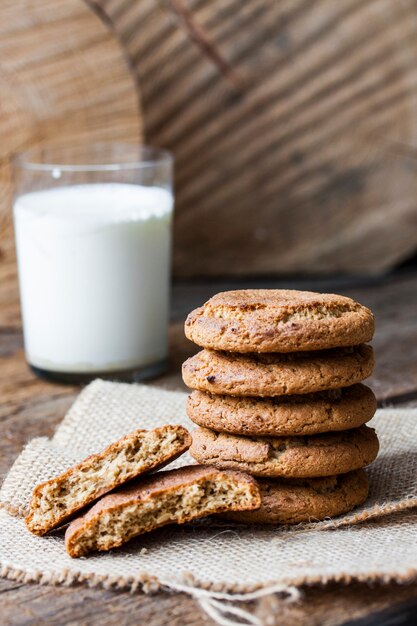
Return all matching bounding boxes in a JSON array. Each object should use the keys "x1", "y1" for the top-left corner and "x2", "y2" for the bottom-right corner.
[{"x1": 12, "y1": 143, "x2": 174, "y2": 384}]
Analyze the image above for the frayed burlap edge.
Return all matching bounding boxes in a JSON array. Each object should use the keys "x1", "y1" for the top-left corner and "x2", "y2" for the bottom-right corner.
[
  {"x1": 1, "y1": 559, "x2": 416, "y2": 594},
  {"x1": 0, "y1": 563, "x2": 302, "y2": 626},
  {"x1": 2, "y1": 560, "x2": 415, "y2": 626}
]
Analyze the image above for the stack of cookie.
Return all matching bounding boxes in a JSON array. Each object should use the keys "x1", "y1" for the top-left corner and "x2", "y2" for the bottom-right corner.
[{"x1": 182, "y1": 290, "x2": 379, "y2": 524}]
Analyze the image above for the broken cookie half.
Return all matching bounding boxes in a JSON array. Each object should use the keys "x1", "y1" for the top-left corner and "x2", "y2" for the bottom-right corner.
[
  {"x1": 65, "y1": 465, "x2": 261, "y2": 557},
  {"x1": 26, "y1": 425, "x2": 191, "y2": 536}
]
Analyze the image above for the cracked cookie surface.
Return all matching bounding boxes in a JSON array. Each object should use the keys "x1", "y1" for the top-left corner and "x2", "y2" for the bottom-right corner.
[
  {"x1": 185, "y1": 289, "x2": 374, "y2": 353},
  {"x1": 190, "y1": 425, "x2": 379, "y2": 478},
  {"x1": 187, "y1": 384, "x2": 376, "y2": 436},
  {"x1": 182, "y1": 345, "x2": 374, "y2": 397},
  {"x1": 222, "y1": 469, "x2": 369, "y2": 524}
]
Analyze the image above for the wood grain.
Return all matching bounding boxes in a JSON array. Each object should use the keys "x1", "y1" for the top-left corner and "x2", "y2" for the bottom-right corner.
[
  {"x1": 0, "y1": 577, "x2": 416, "y2": 626},
  {"x1": 1, "y1": 275, "x2": 417, "y2": 625},
  {"x1": 0, "y1": 0, "x2": 142, "y2": 325},
  {"x1": 89, "y1": 0, "x2": 417, "y2": 277}
]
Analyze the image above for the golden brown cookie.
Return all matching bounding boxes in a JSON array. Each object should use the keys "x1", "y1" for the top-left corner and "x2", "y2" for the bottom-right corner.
[
  {"x1": 190, "y1": 425, "x2": 379, "y2": 478},
  {"x1": 65, "y1": 465, "x2": 261, "y2": 557},
  {"x1": 182, "y1": 345, "x2": 374, "y2": 397},
  {"x1": 184, "y1": 290, "x2": 374, "y2": 353},
  {"x1": 187, "y1": 384, "x2": 376, "y2": 436},
  {"x1": 26, "y1": 425, "x2": 192, "y2": 536},
  {"x1": 223, "y1": 470, "x2": 369, "y2": 525}
]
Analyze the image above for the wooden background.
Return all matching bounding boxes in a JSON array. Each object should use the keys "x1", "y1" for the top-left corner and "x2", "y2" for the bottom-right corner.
[
  {"x1": 91, "y1": 0, "x2": 417, "y2": 277},
  {"x1": 2, "y1": 0, "x2": 417, "y2": 278}
]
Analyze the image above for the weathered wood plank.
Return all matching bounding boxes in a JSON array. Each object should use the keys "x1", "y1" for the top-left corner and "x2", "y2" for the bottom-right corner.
[
  {"x1": 0, "y1": 578, "x2": 207, "y2": 626},
  {"x1": 91, "y1": 0, "x2": 417, "y2": 276},
  {"x1": 1, "y1": 574, "x2": 417, "y2": 626}
]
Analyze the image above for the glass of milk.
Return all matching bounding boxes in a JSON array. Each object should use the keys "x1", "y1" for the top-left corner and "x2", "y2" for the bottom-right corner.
[{"x1": 13, "y1": 143, "x2": 174, "y2": 383}]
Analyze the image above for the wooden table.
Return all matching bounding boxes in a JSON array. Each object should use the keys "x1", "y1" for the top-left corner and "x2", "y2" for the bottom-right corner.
[{"x1": 1, "y1": 272, "x2": 417, "y2": 625}]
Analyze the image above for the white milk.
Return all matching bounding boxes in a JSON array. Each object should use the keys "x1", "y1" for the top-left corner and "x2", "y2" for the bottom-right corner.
[{"x1": 13, "y1": 183, "x2": 173, "y2": 373}]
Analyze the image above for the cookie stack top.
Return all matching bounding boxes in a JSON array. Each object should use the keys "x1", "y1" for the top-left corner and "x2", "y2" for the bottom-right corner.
[{"x1": 184, "y1": 289, "x2": 374, "y2": 353}]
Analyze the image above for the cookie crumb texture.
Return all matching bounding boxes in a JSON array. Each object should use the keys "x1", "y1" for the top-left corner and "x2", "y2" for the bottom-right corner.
[
  {"x1": 26, "y1": 425, "x2": 192, "y2": 536},
  {"x1": 190, "y1": 426, "x2": 379, "y2": 478},
  {"x1": 187, "y1": 384, "x2": 377, "y2": 436},
  {"x1": 223, "y1": 470, "x2": 369, "y2": 524},
  {"x1": 65, "y1": 465, "x2": 261, "y2": 557},
  {"x1": 182, "y1": 345, "x2": 374, "y2": 397},
  {"x1": 184, "y1": 290, "x2": 374, "y2": 353}
]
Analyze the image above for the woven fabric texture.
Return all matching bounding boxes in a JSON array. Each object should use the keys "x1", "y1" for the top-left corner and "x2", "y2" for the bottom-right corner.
[{"x1": 0, "y1": 379, "x2": 416, "y2": 594}]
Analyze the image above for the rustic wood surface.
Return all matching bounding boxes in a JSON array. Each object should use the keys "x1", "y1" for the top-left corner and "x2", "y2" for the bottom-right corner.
[
  {"x1": 0, "y1": 0, "x2": 142, "y2": 318},
  {"x1": 1, "y1": 272, "x2": 417, "y2": 625},
  {"x1": 90, "y1": 0, "x2": 417, "y2": 277}
]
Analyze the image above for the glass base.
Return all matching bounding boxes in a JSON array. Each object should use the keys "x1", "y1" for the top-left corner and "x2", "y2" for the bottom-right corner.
[{"x1": 29, "y1": 359, "x2": 169, "y2": 385}]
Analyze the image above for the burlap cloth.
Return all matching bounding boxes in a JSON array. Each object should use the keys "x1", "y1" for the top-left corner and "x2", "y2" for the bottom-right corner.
[{"x1": 0, "y1": 380, "x2": 417, "y2": 623}]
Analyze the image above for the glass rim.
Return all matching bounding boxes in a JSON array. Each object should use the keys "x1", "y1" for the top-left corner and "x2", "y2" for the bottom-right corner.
[{"x1": 12, "y1": 143, "x2": 173, "y2": 173}]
